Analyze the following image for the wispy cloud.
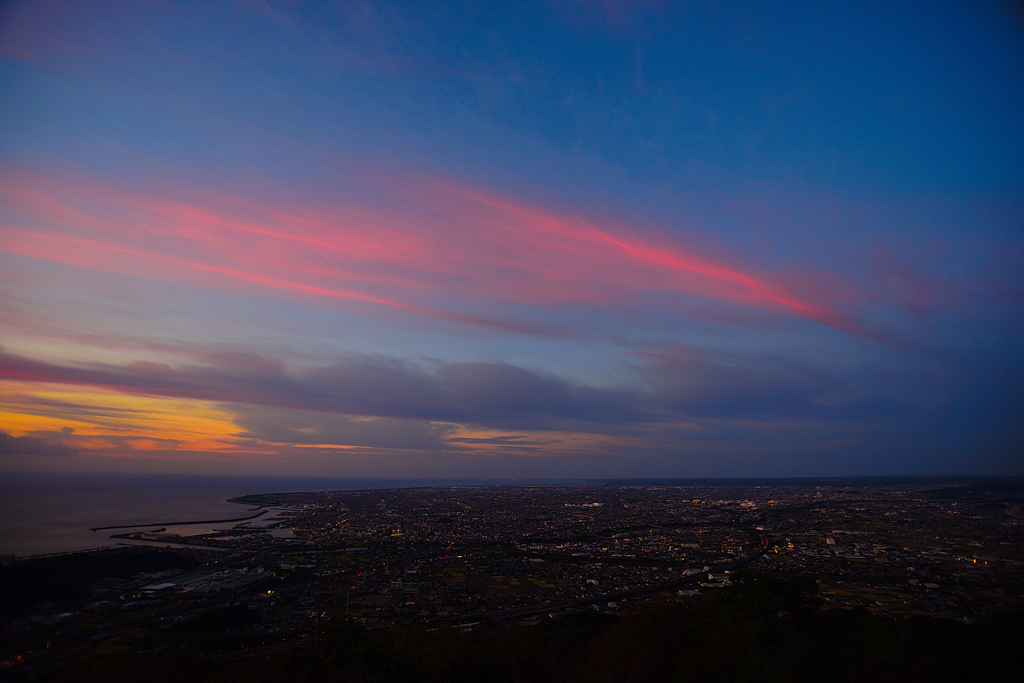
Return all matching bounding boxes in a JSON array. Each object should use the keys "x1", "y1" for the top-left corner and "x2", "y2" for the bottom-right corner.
[{"x1": 0, "y1": 167, "x2": 856, "y2": 337}]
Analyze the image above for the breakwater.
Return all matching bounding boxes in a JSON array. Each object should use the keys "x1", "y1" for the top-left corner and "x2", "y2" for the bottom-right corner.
[{"x1": 89, "y1": 509, "x2": 267, "y2": 532}]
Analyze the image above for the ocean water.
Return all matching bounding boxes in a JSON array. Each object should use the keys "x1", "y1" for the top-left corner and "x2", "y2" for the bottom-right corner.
[{"x1": 0, "y1": 473, "x2": 479, "y2": 557}]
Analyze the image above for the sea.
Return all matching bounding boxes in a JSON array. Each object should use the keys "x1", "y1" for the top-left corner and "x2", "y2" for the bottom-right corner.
[{"x1": 0, "y1": 472, "x2": 521, "y2": 558}]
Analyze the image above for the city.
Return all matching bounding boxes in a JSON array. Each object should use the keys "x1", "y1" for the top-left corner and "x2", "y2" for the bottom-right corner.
[{"x1": 3, "y1": 478, "x2": 1022, "y2": 680}]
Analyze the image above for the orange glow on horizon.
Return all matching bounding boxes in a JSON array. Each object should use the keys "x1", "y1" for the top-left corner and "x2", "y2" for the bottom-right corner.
[{"x1": 0, "y1": 380, "x2": 243, "y2": 455}]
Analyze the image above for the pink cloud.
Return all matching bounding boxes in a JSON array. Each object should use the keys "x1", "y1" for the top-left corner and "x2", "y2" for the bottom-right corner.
[
  {"x1": 421, "y1": 178, "x2": 845, "y2": 320},
  {"x1": 0, "y1": 167, "x2": 850, "y2": 334}
]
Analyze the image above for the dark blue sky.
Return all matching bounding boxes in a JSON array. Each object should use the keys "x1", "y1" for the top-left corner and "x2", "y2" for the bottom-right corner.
[{"x1": 1, "y1": 0, "x2": 1021, "y2": 477}]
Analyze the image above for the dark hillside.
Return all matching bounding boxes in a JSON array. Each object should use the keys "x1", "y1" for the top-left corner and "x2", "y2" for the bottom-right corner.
[
  {"x1": 43, "y1": 573, "x2": 1024, "y2": 683},
  {"x1": 1, "y1": 548, "x2": 199, "y2": 620}
]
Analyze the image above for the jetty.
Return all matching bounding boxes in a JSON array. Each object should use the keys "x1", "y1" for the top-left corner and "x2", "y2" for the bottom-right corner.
[{"x1": 90, "y1": 509, "x2": 267, "y2": 532}]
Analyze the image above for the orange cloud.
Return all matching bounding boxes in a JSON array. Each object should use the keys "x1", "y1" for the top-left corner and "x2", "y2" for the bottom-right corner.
[{"x1": 0, "y1": 380, "x2": 243, "y2": 456}]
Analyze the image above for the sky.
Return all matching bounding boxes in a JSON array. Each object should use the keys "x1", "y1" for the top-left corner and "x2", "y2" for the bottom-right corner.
[{"x1": 0, "y1": 0, "x2": 1022, "y2": 479}]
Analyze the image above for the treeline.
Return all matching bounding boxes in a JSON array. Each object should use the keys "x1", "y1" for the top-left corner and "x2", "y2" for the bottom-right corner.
[{"x1": 46, "y1": 573, "x2": 1023, "y2": 683}]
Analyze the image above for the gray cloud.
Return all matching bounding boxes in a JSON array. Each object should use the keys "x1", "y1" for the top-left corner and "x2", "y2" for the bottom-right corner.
[
  {"x1": 447, "y1": 434, "x2": 552, "y2": 446},
  {"x1": 3, "y1": 342, "x2": 1020, "y2": 474},
  {"x1": 0, "y1": 350, "x2": 646, "y2": 431},
  {"x1": 230, "y1": 404, "x2": 458, "y2": 450},
  {"x1": 0, "y1": 346, "x2": 988, "y2": 462},
  {"x1": 0, "y1": 430, "x2": 79, "y2": 457},
  {"x1": 0, "y1": 346, "x2": 924, "y2": 436}
]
